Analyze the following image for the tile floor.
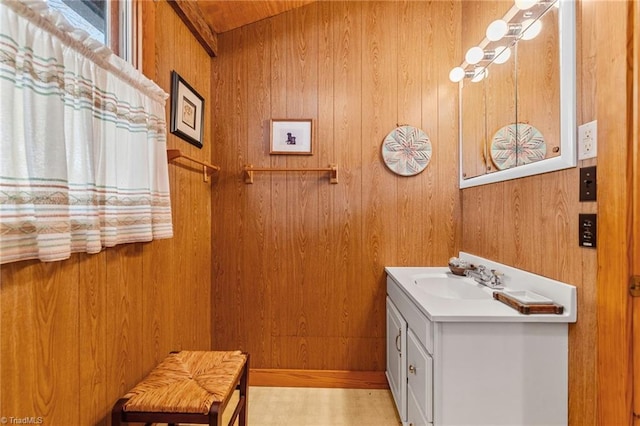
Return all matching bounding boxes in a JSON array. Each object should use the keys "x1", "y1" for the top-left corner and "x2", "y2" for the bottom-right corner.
[{"x1": 223, "y1": 386, "x2": 402, "y2": 426}]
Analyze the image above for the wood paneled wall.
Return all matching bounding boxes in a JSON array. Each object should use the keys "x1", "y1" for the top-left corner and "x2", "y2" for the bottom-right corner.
[
  {"x1": 210, "y1": 1, "x2": 461, "y2": 371},
  {"x1": 462, "y1": 1, "x2": 634, "y2": 425},
  {"x1": 0, "y1": 2, "x2": 212, "y2": 424}
]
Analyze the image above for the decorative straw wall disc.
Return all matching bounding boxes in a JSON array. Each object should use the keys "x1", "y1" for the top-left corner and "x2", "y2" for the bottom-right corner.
[{"x1": 381, "y1": 125, "x2": 432, "y2": 176}]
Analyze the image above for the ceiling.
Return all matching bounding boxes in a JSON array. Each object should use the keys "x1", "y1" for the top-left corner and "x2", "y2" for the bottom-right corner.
[{"x1": 197, "y1": 1, "x2": 316, "y2": 34}]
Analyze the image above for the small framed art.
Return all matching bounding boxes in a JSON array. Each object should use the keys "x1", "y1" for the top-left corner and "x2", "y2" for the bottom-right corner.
[
  {"x1": 170, "y1": 70, "x2": 204, "y2": 149},
  {"x1": 270, "y1": 119, "x2": 313, "y2": 155}
]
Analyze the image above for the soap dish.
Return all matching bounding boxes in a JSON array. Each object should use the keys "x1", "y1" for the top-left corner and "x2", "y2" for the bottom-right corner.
[
  {"x1": 448, "y1": 263, "x2": 476, "y2": 276},
  {"x1": 493, "y1": 290, "x2": 564, "y2": 315},
  {"x1": 502, "y1": 289, "x2": 553, "y2": 305}
]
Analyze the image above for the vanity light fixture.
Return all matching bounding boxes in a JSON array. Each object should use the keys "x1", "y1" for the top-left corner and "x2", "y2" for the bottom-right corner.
[
  {"x1": 486, "y1": 19, "x2": 508, "y2": 41},
  {"x1": 449, "y1": 67, "x2": 466, "y2": 83},
  {"x1": 449, "y1": 67, "x2": 478, "y2": 83},
  {"x1": 486, "y1": 19, "x2": 523, "y2": 42},
  {"x1": 492, "y1": 46, "x2": 512, "y2": 64},
  {"x1": 465, "y1": 46, "x2": 485, "y2": 65},
  {"x1": 520, "y1": 18, "x2": 542, "y2": 40},
  {"x1": 515, "y1": 0, "x2": 537, "y2": 10},
  {"x1": 471, "y1": 67, "x2": 488, "y2": 83},
  {"x1": 449, "y1": 0, "x2": 553, "y2": 84}
]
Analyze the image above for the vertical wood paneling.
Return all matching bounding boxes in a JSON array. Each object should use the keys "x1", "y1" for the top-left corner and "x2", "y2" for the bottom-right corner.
[
  {"x1": 211, "y1": 30, "x2": 241, "y2": 351},
  {"x1": 397, "y1": 1, "x2": 427, "y2": 267},
  {"x1": 361, "y1": 1, "x2": 397, "y2": 369},
  {"x1": 433, "y1": 0, "x2": 462, "y2": 263},
  {"x1": 632, "y1": 1, "x2": 640, "y2": 421},
  {"x1": 315, "y1": 1, "x2": 340, "y2": 368},
  {"x1": 268, "y1": 11, "x2": 289, "y2": 367},
  {"x1": 283, "y1": 4, "x2": 320, "y2": 368},
  {"x1": 1, "y1": 261, "x2": 80, "y2": 423},
  {"x1": 594, "y1": 0, "x2": 633, "y2": 423},
  {"x1": 232, "y1": 26, "x2": 248, "y2": 355},
  {"x1": 460, "y1": 0, "x2": 633, "y2": 424},
  {"x1": 332, "y1": 0, "x2": 365, "y2": 367},
  {"x1": 78, "y1": 253, "x2": 107, "y2": 425},
  {"x1": 0, "y1": 1, "x2": 212, "y2": 423},
  {"x1": 105, "y1": 244, "x2": 144, "y2": 410},
  {"x1": 211, "y1": 1, "x2": 461, "y2": 373},
  {"x1": 243, "y1": 19, "x2": 273, "y2": 368},
  {"x1": 1, "y1": 263, "x2": 38, "y2": 414}
]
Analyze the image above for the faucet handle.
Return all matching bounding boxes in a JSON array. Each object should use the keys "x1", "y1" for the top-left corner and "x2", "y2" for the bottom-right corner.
[{"x1": 490, "y1": 269, "x2": 504, "y2": 287}]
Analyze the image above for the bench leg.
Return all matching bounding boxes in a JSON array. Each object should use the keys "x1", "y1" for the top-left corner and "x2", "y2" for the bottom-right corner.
[
  {"x1": 111, "y1": 398, "x2": 127, "y2": 426},
  {"x1": 239, "y1": 353, "x2": 250, "y2": 426}
]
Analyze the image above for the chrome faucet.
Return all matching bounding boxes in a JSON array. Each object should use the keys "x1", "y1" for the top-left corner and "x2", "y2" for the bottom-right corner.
[{"x1": 465, "y1": 265, "x2": 505, "y2": 289}]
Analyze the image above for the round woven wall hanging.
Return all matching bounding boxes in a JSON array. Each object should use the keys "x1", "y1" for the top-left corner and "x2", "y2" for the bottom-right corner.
[
  {"x1": 490, "y1": 123, "x2": 546, "y2": 170},
  {"x1": 381, "y1": 125, "x2": 432, "y2": 176}
]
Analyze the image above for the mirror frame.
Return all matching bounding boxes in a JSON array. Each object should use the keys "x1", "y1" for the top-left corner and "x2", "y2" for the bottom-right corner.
[{"x1": 458, "y1": 0, "x2": 576, "y2": 188}]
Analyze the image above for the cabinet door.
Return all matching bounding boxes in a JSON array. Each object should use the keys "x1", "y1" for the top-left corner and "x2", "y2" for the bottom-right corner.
[
  {"x1": 408, "y1": 385, "x2": 431, "y2": 426},
  {"x1": 407, "y1": 328, "x2": 433, "y2": 424},
  {"x1": 386, "y1": 297, "x2": 407, "y2": 420}
]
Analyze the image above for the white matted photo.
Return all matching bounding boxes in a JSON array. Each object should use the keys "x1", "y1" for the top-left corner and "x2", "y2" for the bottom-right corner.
[
  {"x1": 170, "y1": 71, "x2": 204, "y2": 149},
  {"x1": 270, "y1": 119, "x2": 313, "y2": 155}
]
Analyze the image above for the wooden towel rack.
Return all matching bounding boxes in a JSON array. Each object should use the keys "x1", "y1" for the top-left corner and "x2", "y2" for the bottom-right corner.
[
  {"x1": 243, "y1": 164, "x2": 339, "y2": 184},
  {"x1": 167, "y1": 149, "x2": 220, "y2": 182}
]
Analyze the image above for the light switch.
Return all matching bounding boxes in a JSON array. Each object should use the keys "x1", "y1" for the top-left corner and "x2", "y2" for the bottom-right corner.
[{"x1": 579, "y1": 166, "x2": 597, "y2": 202}]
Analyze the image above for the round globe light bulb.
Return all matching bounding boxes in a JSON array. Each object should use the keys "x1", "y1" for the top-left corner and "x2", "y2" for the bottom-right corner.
[
  {"x1": 521, "y1": 19, "x2": 542, "y2": 40},
  {"x1": 493, "y1": 46, "x2": 512, "y2": 64},
  {"x1": 465, "y1": 46, "x2": 485, "y2": 65},
  {"x1": 471, "y1": 67, "x2": 488, "y2": 83},
  {"x1": 449, "y1": 67, "x2": 466, "y2": 83},
  {"x1": 515, "y1": 0, "x2": 537, "y2": 10},
  {"x1": 486, "y1": 19, "x2": 508, "y2": 42}
]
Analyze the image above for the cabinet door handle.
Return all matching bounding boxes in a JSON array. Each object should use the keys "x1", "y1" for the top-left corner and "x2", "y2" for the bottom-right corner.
[
  {"x1": 409, "y1": 364, "x2": 416, "y2": 374},
  {"x1": 395, "y1": 329, "x2": 401, "y2": 352}
]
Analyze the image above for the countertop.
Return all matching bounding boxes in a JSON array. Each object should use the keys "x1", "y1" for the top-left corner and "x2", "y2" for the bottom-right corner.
[{"x1": 385, "y1": 262, "x2": 577, "y2": 323}]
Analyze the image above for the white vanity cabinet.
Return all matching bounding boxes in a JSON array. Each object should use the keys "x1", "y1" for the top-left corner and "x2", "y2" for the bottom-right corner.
[
  {"x1": 386, "y1": 256, "x2": 576, "y2": 426},
  {"x1": 406, "y1": 328, "x2": 433, "y2": 426},
  {"x1": 386, "y1": 297, "x2": 406, "y2": 420},
  {"x1": 387, "y1": 277, "x2": 435, "y2": 426}
]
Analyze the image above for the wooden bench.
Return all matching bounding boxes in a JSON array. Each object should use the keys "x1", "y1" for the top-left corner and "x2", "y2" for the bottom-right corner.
[{"x1": 112, "y1": 350, "x2": 249, "y2": 426}]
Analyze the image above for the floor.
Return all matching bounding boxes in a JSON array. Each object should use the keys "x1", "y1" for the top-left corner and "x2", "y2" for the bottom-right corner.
[{"x1": 222, "y1": 386, "x2": 402, "y2": 426}]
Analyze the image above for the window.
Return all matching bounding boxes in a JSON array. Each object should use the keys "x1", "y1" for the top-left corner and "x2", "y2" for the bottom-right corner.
[{"x1": 47, "y1": 0, "x2": 135, "y2": 63}]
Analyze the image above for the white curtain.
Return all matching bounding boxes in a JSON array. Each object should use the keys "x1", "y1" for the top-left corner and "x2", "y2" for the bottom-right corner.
[{"x1": 0, "y1": 0, "x2": 173, "y2": 264}]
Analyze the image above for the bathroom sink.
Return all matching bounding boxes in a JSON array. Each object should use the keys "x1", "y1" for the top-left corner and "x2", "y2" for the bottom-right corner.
[{"x1": 413, "y1": 275, "x2": 491, "y2": 300}]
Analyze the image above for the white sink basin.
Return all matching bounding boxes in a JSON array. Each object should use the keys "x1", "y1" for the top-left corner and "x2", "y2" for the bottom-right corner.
[
  {"x1": 385, "y1": 262, "x2": 577, "y2": 322},
  {"x1": 413, "y1": 275, "x2": 491, "y2": 300}
]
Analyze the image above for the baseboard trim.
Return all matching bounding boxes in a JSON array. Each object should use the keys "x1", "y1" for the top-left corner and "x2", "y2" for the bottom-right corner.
[{"x1": 249, "y1": 369, "x2": 389, "y2": 389}]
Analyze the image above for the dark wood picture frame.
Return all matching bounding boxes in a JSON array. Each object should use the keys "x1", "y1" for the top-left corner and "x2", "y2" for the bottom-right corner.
[{"x1": 170, "y1": 70, "x2": 204, "y2": 149}]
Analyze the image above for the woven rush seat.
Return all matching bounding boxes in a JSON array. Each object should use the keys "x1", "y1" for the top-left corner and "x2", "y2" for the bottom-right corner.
[{"x1": 112, "y1": 350, "x2": 249, "y2": 426}]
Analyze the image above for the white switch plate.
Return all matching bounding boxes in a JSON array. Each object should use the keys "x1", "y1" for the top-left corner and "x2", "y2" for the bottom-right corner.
[{"x1": 578, "y1": 120, "x2": 597, "y2": 160}]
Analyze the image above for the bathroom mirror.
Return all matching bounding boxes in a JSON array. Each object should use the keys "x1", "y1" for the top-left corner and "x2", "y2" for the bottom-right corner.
[{"x1": 457, "y1": 0, "x2": 576, "y2": 188}]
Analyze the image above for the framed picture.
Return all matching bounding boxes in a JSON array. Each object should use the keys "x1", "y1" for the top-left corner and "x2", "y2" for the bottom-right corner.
[
  {"x1": 270, "y1": 119, "x2": 313, "y2": 155},
  {"x1": 170, "y1": 70, "x2": 204, "y2": 149}
]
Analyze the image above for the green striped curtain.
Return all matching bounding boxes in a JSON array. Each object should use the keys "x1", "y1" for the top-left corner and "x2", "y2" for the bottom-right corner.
[{"x1": 0, "y1": 0, "x2": 173, "y2": 264}]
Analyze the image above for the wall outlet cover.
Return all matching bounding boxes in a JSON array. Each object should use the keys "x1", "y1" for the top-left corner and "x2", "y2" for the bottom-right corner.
[
  {"x1": 579, "y1": 213, "x2": 597, "y2": 248},
  {"x1": 578, "y1": 120, "x2": 597, "y2": 160}
]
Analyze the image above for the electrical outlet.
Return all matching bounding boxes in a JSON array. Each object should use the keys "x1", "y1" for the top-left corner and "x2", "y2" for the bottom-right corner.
[{"x1": 578, "y1": 120, "x2": 597, "y2": 160}]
